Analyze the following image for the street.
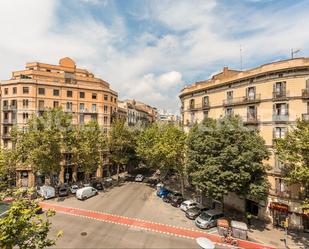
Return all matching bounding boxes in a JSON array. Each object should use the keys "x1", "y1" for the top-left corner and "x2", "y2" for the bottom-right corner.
[{"x1": 43, "y1": 182, "x2": 272, "y2": 249}]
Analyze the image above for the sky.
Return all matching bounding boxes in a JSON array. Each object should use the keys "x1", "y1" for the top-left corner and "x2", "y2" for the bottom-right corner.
[{"x1": 0, "y1": 0, "x2": 309, "y2": 114}]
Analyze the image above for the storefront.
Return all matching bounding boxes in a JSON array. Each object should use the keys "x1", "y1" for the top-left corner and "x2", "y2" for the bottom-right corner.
[
  {"x1": 269, "y1": 202, "x2": 289, "y2": 228},
  {"x1": 303, "y1": 208, "x2": 309, "y2": 233}
]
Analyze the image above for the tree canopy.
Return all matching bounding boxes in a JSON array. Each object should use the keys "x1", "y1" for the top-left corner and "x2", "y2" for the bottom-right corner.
[
  {"x1": 275, "y1": 119, "x2": 309, "y2": 201},
  {"x1": 187, "y1": 116, "x2": 270, "y2": 202}
]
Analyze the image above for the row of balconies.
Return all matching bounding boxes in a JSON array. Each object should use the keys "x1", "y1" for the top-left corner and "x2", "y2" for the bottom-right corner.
[{"x1": 185, "y1": 88, "x2": 309, "y2": 111}]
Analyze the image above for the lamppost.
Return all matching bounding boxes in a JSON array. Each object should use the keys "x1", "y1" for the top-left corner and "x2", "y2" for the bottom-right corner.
[{"x1": 291, "y1": 48, "x2": 300, "y2": 59}]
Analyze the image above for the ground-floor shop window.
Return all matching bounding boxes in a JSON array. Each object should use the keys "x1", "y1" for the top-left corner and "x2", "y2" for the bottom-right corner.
[{"x1": 269, "y1": 202, "x2": 289, "y2": 228}]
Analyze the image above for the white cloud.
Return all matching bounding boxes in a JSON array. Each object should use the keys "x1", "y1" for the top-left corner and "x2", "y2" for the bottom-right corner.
[{"x1": 0, "y1": 0, "x2": 309, "y2": 114}]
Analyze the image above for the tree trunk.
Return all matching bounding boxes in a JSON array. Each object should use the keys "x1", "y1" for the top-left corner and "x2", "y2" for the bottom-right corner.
[
  {"x1": 180, "y1": 174, "x2": 185, "y2": 196},
  {"x1": 116, "y1": 164, "x2": 120, "y2": 182}
]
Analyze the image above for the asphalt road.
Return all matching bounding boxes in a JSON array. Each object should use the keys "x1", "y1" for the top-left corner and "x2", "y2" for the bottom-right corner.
[{"x1": 45, "y1": 182, "x2": 235, "y2": 248}]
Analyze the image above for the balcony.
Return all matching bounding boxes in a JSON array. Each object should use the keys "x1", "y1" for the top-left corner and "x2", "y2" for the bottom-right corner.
[
  {"x1": 2, "y1": 134, "x2": 11, "y2": 140},
  {"x1": 2, "y1": 105, "x2": 17, "y2": 111},
  {"x1": 302, "y1": 113, "x2": 309, "y2": 121},
  {"x1": 269, "y1": 189, "x2": 306, "y2": 201},
  {"x1": 223, "y1": 94, "x2": 261, "y2": 106},
  {"x1": 2, "y1": 119, "x2": 16, "y2": 125},
  {"x1": 243, "y1": 115, "x2": 259, "y2": 125},
  {"x1": 302, "y1": 88, "x2": 309, "y2": 99},
  {"x1": 273, "y1": 90, "x2": 289, "y2": 101},
  {"x1": 79, "y1": 108, "x2": 97, "y2": 114},
  {"x1": 273, "y1": 114, "x2": 289, "y2": 122}
]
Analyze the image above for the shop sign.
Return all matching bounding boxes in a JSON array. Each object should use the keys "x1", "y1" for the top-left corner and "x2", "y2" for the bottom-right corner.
[
  {"x1": 269, "y1": 202, "x2": 289, "y2": 212},
  {"x1": 303, "y1": 208, "x2": 309, "y2": 216}
]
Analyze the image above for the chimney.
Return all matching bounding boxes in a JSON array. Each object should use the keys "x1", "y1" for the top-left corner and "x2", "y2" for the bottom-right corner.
[{"x1": 223, "y1": 66, "x2": 229, "y2": 75}]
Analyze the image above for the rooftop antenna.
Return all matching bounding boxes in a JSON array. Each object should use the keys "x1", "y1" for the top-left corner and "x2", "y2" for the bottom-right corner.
[
  {"x1": 291, "y1": 48, "x2": 300, "y2": 59},
  {"x1": 240, "y1": 44, "x2": 243, "y2": 70}
]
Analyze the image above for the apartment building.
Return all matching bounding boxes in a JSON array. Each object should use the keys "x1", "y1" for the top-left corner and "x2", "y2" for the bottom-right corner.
[
  {"x1": 157, "y1": 111, "x2": 181, "y2": 125},
  {"x1": 180, "y1": 57, "x2": 309, "y2": 231},
  {"x1": 0, "y1": 57, "x2": 118, "y2": 187},
  {"x1": 118, "y1": 99, "x2": 157, "y2": 126}
]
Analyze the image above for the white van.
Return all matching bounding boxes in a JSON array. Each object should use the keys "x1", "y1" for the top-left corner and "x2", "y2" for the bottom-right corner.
[
  {"x1": 37, "y1": 186, "x2": 56, "y2": 200},
  {"x1": 76, "y1": 187, "x2": 98, "y2": 200}
]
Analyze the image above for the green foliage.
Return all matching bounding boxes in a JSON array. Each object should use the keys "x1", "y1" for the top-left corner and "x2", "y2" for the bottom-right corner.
[
  {"x1": 187, "y1": 116, "x2": 270, "y2": 201},
  {"x1": 0, "y1": 189, "x2": 61, "y2": 249},
  {"x1": 275, "y1": 119, "x2": 309, "y2": 191},
  {"x1": 0, "y1": 149, "x2": 18, "y2": 190},
  {"x1": 108, "y1": 120, "x2": 138, "y2": 179},
  {"x1": 12, "y1": 108, "x2": 72, "y2": 179}
]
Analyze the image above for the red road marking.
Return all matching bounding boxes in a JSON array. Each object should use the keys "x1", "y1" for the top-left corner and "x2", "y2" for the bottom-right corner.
[{"x1": 40, "y1": 202, "x2": 275, "y2": 249}]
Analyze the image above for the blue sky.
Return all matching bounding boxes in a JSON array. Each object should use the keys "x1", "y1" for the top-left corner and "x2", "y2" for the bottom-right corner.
[{"x1": 0, "y1": 0, "x2": 309, "y2": 113}]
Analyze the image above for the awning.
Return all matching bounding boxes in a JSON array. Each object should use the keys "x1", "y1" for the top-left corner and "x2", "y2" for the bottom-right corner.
[{"x1": 269, "y1": 202, "x2": 289, "y2": 212}]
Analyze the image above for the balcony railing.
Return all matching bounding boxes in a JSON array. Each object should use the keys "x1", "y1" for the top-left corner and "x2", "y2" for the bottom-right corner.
[
  {"x1": 273, "y1": 90, "x2": 289, "y2": 100},
  {"x1": 2, "y1": 134, "x2": 11, "y2": 139},
  {"x1": 269, "y1": 189, "x2": 306, "y2": 201},
  {"x1": 2, "y1": 105, "x2": 17, "y2": 111},
  {"x1": 302, "y1": 88, "x2": 309, "y2": 98},
  {"x1": 302, "y1": 113, "x2": 309, "y2": 121},
  {"x1": 223, "y1": 94, "x2": 261, "y2": 106},
  {"x1": 273, "y1": 114, "x2": 289, "y2": 122},
  {"x1": 188, "y1": 103, "x2": 210, "y2": 111},
  {"x1": 243, "y1": 115, "x2": 259, "y2": 124}
]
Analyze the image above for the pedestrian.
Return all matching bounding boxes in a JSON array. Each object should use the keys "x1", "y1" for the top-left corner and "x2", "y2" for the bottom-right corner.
[{"x1": 246, "y1": 212, "x2": 252, "y2": 226}]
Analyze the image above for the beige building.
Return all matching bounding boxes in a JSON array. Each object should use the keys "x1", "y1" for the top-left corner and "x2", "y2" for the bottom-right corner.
[
  {"x1": 118, "y1": 99, "x2": 157, "y2": 126},
  {"x1": 180, "y1": 57, "x2": 309, "y2": 231},
  {"x1": 0, "y1": 57, "x2": 118, "y2": 186}
]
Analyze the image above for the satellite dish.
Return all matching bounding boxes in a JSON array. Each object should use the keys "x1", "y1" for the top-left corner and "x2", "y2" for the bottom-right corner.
[{"x1": 196, "y1": 237, "x2": 215, "y2": 249}]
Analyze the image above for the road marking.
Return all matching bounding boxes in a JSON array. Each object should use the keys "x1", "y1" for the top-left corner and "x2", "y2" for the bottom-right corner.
[{"x1": 40, "y1": 202, "x2": 275, "y2": 249}]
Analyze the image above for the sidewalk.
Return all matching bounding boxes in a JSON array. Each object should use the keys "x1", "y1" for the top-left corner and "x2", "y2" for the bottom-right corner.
[{"x1": 248, "y1": 219, "x2": 309, "y2": 249}]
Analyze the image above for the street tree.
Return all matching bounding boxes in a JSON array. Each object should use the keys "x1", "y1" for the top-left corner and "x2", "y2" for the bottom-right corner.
[
  {"x1": 0, "y1": 149, "x2": 18, "y2": 190},
  {"x1": 275, "y1": 119, "x2": 309, "y2": 203},
  {"x1": 12, "y1": 108, "x2": 72, "y2": 185},
  {"x1": 137, "y1": 124, "x2": 187, "y2": 194},
  {"x1": 0, "y1": 189, "x2": 62, "y2": 249},
  {"x1": 187, "y1": 116, "x2": 270, "y2": 202},
  {"x1": 108, "y1": 120, "x2": 136, "y2": 181}
]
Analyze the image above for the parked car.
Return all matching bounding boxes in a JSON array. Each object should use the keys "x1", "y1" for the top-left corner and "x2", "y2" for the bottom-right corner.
[
  {"x1": 103, "y1": 178, "x2": 113, "y2": 188},
  {"x1": 162, "y1": 192, "x2": 182, "y2": 203},
  {"x1": 69, "y1": 185, "x2": 79, "y2": 194},
  {"x1": 58, "y1": 186, "x2": 69, "y2": 197},
  {"x1": 171, "y1": 196, "x2": 185, "y2": 207},
  {"x1": 91, "y1": 181, "x2": 104, "y2": 191},
  {"x1": 180, "y1": 200, "x2": 199, "y2": 211},
  {"x1": 76, "y1": 187, "x2": 98, "y2": 200},
  {"x1": 195, "y1": 209, "x2": 224, "y2": 229},
  {"x1": 156, "y1": 187, "x2": 170, "y2": 198},
  {"x1": 37, "y1": 186, "x2": 56, "y2": 200},
  {"x1": 135, "y1": 174, "x2": 144, "y2": 182},
  {"x1": 185, "y1": 206, "x2": 209, "y2": 220}
]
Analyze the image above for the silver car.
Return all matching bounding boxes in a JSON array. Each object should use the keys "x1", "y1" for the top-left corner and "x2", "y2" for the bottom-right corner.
[{"x1": 195, "y1": 209, "x2": 224, "y2": 229}]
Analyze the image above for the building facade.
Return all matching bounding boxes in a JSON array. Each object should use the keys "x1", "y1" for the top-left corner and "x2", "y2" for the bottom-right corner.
[
  {"x1": 180, "y1": 57, "x2": 309, "y2": 231},
  {"x1": 118, "y1": 99, "x2": 157, "y2": 126},
  {"x1": 0, "y1": 57, "x2": 118, "y2": 187}
]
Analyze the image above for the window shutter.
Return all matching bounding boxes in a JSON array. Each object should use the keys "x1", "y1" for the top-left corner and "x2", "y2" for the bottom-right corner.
[{"x1": 286, "y1": 103, "x2": 289, "y2": 115}]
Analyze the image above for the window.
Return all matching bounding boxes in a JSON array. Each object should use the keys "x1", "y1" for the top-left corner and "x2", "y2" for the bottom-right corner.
[
  {"x1": 104, "y1": 105, "x2": 108, "y2": 113},
  {"x1": 66, "y1": 102, "x2": 72, "y2": 111},
  {"x1": 273, "y1": 81, "x2": 286, "y2": 97},
  {"x1": 80, "y1": 103, "x2": 84, "y2": 111},
  {"x1": 53, "y1": 101, "x2": 59, "y2": 108},
  {"x1": 13, "y1": 87, "x2": 17, "y2": 94},
  {"x1": 3, "y1": 100, "x2": 8, "y2": 108},
  {"x1": 91, "y1": 114, "x2": 97, "y2": 121},
  {"x1": 4, "y1": 112, "x2": 8, "y2": 120},
  {"x1": 226, "y1": 107, "x2": 233, "y2": 116},
  {"x1": 104, "y1": 95, "x2": 108, "y2": 101},
  {"x1": 80, "y1": 92, "x2": 85, "y2": 98},
  {"x1": 92, "y1": 104, "x2": 96, "y2": 112},
  {"x1": 111, "y1": 96, "x2": 113, "y2": 102},
  {"x1": 203, "y1": 96, "x2": 209, "y2": 106},
  {"x1": 4, "y1": 88, "x2": 8, "y2": 95},
  {"x1": 247, "y1": 105, "x2": 256, "y2": 118},
  {"x1": 274, "y1": 127, "x2": 287, "y2": 139},
  {"x1": 114, "y1": 98, "x2": 117, "y2": 103},
  {"x1": 247, "y1": 87, "x2": 256, "y2": 100},
  {"x1": 11, "y1": 100, "x2": 17, "y2": 108},
  {"x1": 23, "y1": 99, "x2": 29, "y2": 108},
  {"x1": 67, "y1": 90, "x2": 73, "y2": 97},
  {"x1": 46, "y1": 69, "x2": 51, "y2": 72},
  {"x1": 189, "y1": 99, "x2": 195, "y2": 109},
  {"x1": 92, "y1": 93, "x2": 97, "y2": 99},
  {"x1": 38, "y1": 88, "x2": 45, "y2": 95},
  {"x1": 38, "y1": 100, "x2": 44, "y2": 109},
  {"x1": 23, "y1": 87, "x2": 29, "y2": 94},
  {"x1": 23, "y1": 112, "x2": 29, "y2": 121},
  {"x1": 11, "y1": 112, "x2": 16, "y2": 123},
  {"x1": 227, "y1": 91, "x2": 233, "y2": 101},
  {"x1": 203, "y1": 110, "x2": 209, "y2": 119},
  {"x1": 80, "y1": 114, "x2": 84, "y2": 124},
  {"x1": 53, "y1": 89, "x2": 60, "y2": 96},
  {"x1": 104, "y1": 116, "x2": 108, "y2": 124},
  {"x1": 274, "y1": 103, "x2": 288, "y2": 116}
]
